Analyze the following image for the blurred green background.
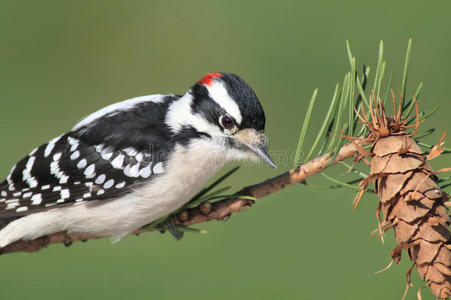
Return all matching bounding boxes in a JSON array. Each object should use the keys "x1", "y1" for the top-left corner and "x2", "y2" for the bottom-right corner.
[{"x1": 0, "y1": 1, "x2": 450, "y2": 299}]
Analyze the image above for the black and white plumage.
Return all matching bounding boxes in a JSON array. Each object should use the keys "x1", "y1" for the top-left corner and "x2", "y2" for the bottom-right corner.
[{"x1": 0, "y1": 73, "x2": 275, "y2": 248}]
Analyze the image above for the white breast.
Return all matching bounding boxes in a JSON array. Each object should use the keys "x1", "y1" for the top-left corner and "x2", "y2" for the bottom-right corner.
[{"x1": 0, "y1": 140, "x2": 229, "y2": 247}]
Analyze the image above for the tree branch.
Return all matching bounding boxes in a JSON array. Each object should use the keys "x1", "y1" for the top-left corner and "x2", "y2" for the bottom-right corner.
[{"x1": 1, "y1": 142, "x2": 361, "y2": 254}]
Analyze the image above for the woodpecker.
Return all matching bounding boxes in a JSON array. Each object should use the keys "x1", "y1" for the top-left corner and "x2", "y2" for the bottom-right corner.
[{"x1": 0, "y1": 72, "x2": 276, "y2": 248}]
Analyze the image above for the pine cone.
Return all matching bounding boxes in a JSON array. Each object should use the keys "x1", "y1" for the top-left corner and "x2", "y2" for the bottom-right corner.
[
  {"x1": 352, "y1": 95, "x2": 451, "y2": 299},
  {"x1": 369, "y1": 135, "x2": 450, "y2": 299}
]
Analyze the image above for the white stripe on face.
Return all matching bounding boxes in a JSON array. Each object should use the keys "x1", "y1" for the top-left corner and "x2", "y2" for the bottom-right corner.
[
  {"x1": 165, "y1": 93, "x2": 223, "y2": 136},
  {"x1": 204, "y1": 81, "x2": 242, "y2": 125}
]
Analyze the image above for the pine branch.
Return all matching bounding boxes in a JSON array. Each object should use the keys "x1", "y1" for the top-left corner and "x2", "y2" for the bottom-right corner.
[{"x1": 0, "y1": 142, "x2": 362, "y2": 254}]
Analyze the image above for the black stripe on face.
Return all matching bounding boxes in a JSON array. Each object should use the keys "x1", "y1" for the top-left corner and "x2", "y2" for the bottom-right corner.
[
  {"x1": 172, "y1": 125, "x2": 211, "y2": 146},
  {"x1": 219, "y1": 74, "x2": 265, "y2": 131},
  {"x1": 189, "y1": 83, "x2": 227, "y2": 131}
]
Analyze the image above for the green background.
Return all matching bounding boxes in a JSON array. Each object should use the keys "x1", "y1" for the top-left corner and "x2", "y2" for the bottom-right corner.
[{"x1": 0, "y1": 1, "x2": 450, "y2": 299}]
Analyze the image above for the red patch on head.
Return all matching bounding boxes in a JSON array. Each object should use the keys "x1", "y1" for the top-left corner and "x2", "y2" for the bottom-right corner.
[{"x1": 199, "y1": 72, "x2": 223, "y2": 86}]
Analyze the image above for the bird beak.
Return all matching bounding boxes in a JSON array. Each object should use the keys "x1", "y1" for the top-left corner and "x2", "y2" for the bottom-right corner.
[
  {"x1": 234, "y1": 129, "x2": 277, "y2": 168},
  {"x1": 246, "y1": 144, "x2": 278, "y2": 168}
]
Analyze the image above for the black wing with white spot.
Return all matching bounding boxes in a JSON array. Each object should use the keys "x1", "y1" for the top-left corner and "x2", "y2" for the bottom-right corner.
[{"x1": 0, "y1": 94, "x2": 179, "y2": 218}]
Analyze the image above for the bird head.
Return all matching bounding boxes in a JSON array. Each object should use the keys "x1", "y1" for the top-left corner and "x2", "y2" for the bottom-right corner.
[{"x1": 166, "y1": 72, "x2": 276, "y2": 168}]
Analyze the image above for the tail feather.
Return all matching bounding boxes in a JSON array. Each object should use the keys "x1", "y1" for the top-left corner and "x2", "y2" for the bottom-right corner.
[
  {"x1": 0, "y1": 218, "x2": 24, "y2": 248},
  {"x1": 0, "y1": 181, "x2": 22, "y2": 231}
]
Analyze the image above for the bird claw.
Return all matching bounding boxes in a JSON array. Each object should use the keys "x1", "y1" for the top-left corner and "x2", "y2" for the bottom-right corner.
[
  {"x1": 63, "y1": 237, "x2": 73, "y2": 247},
  {"x1": 157, "y1": 218, "x2": 184, "y2": 241}
]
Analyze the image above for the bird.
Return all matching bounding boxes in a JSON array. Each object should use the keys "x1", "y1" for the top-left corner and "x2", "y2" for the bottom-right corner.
[{"x1": 0, "y1": 72, "x2": 276, "y2": 248}]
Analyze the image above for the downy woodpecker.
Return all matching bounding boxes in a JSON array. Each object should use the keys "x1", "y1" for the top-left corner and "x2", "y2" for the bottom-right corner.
[{"x1": 0, "y1": 72, "x2": 276, "y2": 248}]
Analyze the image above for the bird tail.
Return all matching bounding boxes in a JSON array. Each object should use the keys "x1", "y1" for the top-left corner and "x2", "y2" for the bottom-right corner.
[{"x1": 0, "y1": 180, "x2": 19, "y2": 230}]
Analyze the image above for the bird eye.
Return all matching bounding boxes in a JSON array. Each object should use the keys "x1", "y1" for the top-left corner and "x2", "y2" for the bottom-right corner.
[{"x1": 219, "y1": 115, "x2": 235, "y2": 130}]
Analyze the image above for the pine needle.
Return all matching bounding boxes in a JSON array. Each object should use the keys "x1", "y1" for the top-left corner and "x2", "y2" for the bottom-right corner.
[
  {"x1": 401, "y1": 38, "x2": 412, "y2": 106},
  {"x1": 187, "y1": 166, "x2": 240, "y2": 204},
  {"x1": 403, "y1": 82, "x2": 423, "y2": 118},
  {"x1": 346, "y1": 40, "x2": 357, "y2": 136},
  {"x1": 294, "y1": 89, "x2": 318, "y2": 166},
  {"x1": 382, "y1": 72, "x2": 392, "y2": 103},
  {"x1": 321, "y1": 173, "x2": 359, "y2": 190},
  {"x1": 319, "y1": 84, "x2": 340, "y2": 154},
  {"x1": 356, "y1": 68, "x2": 370, "y2": 110},
  {"x1": 305, "y1": 86, "x2": 340, "y2": 161},
  {"x1": 373, "y1": 40, "x2": 384, "y2": 100}
]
